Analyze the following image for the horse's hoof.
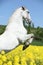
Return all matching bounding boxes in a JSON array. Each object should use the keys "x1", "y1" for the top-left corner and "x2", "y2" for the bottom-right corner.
[{"x1": 23, "y1": 45, "x2": 29, "y2": 50}]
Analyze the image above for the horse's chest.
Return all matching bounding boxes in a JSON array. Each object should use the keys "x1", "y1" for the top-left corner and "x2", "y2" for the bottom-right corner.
[{"x1": 17, "y1": 25, "x2": 27, "y2": 34}]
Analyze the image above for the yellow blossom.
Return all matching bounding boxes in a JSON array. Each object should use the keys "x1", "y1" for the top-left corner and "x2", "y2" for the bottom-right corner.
[
  {"x1": 3, "y1": 63, "x2": 7, "y2": 65},
  {"x1": 14, "y1": 63, "x2": 20, "y2": 65},
  {"x1": 2, "y1": 55, "x2": 7, "y2": 62},
  {"x1": 7, "y1": 61, "x2": 12, "y2": 65},
  {"x1": 14, "y1": 55, "x2": 19, "y2": 62},
  {"x1": 0, "y1": 60, "x2": 3, "y2": 65},
  {"x1": 1, "y1": 50, "x2": 5, "y2": 55},
  {"x1": 0, "y1": 54, "x2": 2, "y2": 59},
  {"x1": 30, "y1": 61, "x2": 34, "y2": 65},
  {"x1": 0, "y1": 45, "x2": 43, "y2": 65}
]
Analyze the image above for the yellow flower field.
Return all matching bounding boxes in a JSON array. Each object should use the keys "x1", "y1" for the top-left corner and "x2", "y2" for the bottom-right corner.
[{"x1": 0, "y1": 45, "x2": 43, "y2": 65}]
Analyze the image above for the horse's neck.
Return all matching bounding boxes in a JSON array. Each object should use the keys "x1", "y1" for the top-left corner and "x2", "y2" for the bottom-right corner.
[{"x1": 5, "y1": 11, "x2": 24, "y2": 33}]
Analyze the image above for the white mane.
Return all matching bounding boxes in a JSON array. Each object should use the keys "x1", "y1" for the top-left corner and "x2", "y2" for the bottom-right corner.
[{"x1": 0, "y1": 7, "x2": 34, "y2": 50}]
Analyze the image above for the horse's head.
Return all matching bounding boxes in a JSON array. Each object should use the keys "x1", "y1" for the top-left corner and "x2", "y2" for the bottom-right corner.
[
  {"x1": 17, "y1": 6, "x2": 32, "y2": 24},
  {"x1": 7, "y1": 6, "x2": 32, "y2": 32},
  {"x1": 15, "y1": 6, "x2": 32, "y2": 31}
]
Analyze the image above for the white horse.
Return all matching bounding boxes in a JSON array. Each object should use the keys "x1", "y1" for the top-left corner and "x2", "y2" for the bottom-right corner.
[{"x1": 0, "y1": 6, "x2": 34, "y2": 51}]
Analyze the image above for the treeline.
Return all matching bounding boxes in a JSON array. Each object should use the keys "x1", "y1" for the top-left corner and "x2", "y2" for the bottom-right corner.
[
  {"x1": 0, "y1": 25, "x2": 43, "y2": 42},
  {"x1": 34, "y1": 27, "x2": 43, "y2": 42},
  {"x1": 28, "y1": 26, "x2": 43, "y2": 42}
]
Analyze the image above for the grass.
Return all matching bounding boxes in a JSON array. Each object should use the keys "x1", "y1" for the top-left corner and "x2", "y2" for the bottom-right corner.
[{"x1": 31, "y1": 40, "x2": 43, "y2": 46}]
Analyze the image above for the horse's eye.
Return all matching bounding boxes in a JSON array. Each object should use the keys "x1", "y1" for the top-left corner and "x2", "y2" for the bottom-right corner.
[
  {"x1": 22, "y1": 6, "x2": 25, "y2": 11},
  {"x1": 27, "y1": 11, "x2": 30, "y2": 13}
]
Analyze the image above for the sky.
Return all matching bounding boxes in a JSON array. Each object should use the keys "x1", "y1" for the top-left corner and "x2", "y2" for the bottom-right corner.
[{"x1": 0, "y1": 0, "x2": 43, "y2": 27}]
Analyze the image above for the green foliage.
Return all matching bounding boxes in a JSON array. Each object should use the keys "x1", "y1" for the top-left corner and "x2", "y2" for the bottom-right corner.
[
  {"x1": 34, "y1": 27, "x2": 43, "y2": 42},
  {"x1": 36, "y1": 27, "x2": 43, "y2": 37},
  {"x1": 31, "y1": 40, "x2": 43, "y2": 46},
  {"x1": 0, "y1": 25, "x2": 6, "y2": 35}
]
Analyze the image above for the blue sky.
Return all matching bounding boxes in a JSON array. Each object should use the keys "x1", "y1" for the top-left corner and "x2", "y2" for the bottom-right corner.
[{"x1": 0, "y1": 0, "x2": 43, "y2": 27}]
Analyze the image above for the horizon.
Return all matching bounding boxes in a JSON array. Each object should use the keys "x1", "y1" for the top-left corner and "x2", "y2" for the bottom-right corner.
[{"x1": 0, "y1": 0, "x2": 43, "y2": 27}]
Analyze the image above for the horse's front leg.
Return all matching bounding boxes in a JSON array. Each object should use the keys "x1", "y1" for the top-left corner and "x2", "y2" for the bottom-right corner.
[
  {"x1": 18, "y1": 33, "x2": 34, "y2": 50},
  {"x1": 23, "y1": 37, "x2": 34, "y2": 50},
  {"x1": 18, "y1": 33, "x2": 34, "y2": 44},
  {"x1": 21, "y1": 33, "x2": 34, "y2": 43}
]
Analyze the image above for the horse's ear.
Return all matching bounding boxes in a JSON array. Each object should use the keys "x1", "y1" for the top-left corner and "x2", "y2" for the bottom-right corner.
[{"x1": 22, "y1": 6, "x2": 25, "y2": 10}]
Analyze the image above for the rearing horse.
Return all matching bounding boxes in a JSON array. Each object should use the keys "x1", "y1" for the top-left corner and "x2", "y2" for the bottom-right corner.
[{"x1": 0, "y1": 6, "x2": 34, "y2": 51}]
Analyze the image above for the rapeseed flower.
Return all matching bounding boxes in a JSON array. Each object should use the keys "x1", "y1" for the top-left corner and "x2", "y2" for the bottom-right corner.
[
  {"x1": 1, "y1": 50, "x2": 5, "y2": 55},
  {"x1": 3, "y1": 63, "x2": 7, "y2": 65},
  {"x1": 0, "y1": 45, "x2": 43, "y2": 65},
  {"x1": 7, "y1": 61, "x2": 12, "y2": 65},
  {"x1": 2, "y1": 55, "x2": 7, "y2": 62},
  {"x1": 0, "y1": 54, "x2": 2, "y2": 59},
  {"x1": 0, "y1": 60, "x2": 3, "y2": 65}
]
